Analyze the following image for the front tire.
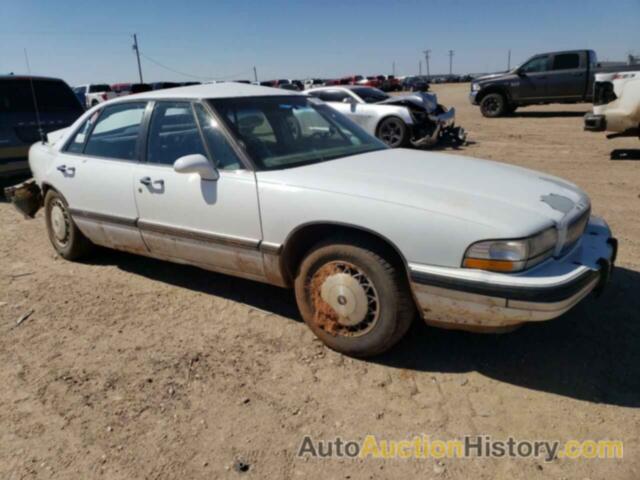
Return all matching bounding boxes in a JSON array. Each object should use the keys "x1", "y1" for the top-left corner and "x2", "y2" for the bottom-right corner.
[
  {"x1": 44, "y1": 190, "x2": 93, "y2": 260},
  {"x1": 479, "y1": 93, "x2": 507, "y2": 117},
  {"x1": 294, "y1": 238, "x2": 415, "y2": 357},
  {"x1": 377, "y1": 116, "x2": 409, "y2": 148}
]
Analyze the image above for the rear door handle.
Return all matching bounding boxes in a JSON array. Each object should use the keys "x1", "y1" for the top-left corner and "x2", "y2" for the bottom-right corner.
[
  {"x1": 57, "y1": 165, "x2": 75, "y2": 175},
  {"x1": 139, "y1": 176, "x2": 152, "y2": 185}
]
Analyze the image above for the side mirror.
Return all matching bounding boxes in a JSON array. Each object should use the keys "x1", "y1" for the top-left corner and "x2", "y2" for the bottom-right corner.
[{"x1": 173, "y1": 154, "x2": 219, "y2": 181}]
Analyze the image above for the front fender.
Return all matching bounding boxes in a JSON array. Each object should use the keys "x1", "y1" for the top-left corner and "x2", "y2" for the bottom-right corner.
[{"x1": 375, "y1": 106, "x2": 414, "y2": 126}]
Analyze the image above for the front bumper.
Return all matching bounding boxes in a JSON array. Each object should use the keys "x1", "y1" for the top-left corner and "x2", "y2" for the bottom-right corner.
[
  {"x1": 584, "y1": 113, "x2": 607, "y2": 132},
  {"x1": 469, "y1": 90, "x2": 479, "y2": 105},
  {"x1": 410, "y1": 108, "x2": 466, "y2": 147},
  {"x1": 409, "y1": 216, "x2": 616, "y2": 330}
]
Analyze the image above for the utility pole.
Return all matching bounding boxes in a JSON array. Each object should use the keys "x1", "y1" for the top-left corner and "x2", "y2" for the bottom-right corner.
[
  {"x1": 423, "y1": 49, "x2": 431, "y2": 78},
  {"x1": 392, "y1": 61, "x2": 396, "y2": 76},
  {"x1": 132, "y1": 34, "x2": 143, "y2": 83},
  {"x1": 448, "y1": 49, "x2": 455, "y2": 76},
  {"x1": 419, "y1": 60, "x2": 422, "y2": 75},
  {"x1": 507, "y1": 49, "x2": 511, "y2": 70},
  {"x1": 253, "y1": 66, "x2": 258, "y2": 83}
]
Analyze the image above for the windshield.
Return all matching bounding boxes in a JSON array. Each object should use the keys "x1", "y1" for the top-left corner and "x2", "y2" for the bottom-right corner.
[
  {"x1": 209, "y1": 96, "x2": 386, "y2": 171},
  {"x1": 351, "y1": 87, "x2": 389, "y2": 103}
]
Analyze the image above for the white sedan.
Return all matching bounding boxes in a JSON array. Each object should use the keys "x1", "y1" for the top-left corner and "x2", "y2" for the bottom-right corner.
[{"x1": 6, "y1": 83, "x2": 617, "y2": 357}]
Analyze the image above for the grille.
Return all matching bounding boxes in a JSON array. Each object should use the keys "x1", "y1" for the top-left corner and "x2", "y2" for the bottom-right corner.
[{"x1": 561, "y1": 208, "x2": 590, "y2": 254}]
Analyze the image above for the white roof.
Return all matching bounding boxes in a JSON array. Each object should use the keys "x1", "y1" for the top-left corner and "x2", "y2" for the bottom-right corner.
[{"x1": 123, "y1": 82, "x2": 299, "y2": 101}]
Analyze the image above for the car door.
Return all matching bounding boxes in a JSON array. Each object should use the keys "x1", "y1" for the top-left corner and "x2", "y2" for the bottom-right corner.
[
  {"x1": 55, "y1": 101, "x2": 148, "y2": 252},
  {"x1": 132, "y1": 100, "x2": 265, "y2": 280},
  {"x1": 517, "y1": 55, "x2": 550, "y2": 100},
  {"x1": 546, "y1": 52, "x2": 585, "y2": 100}
]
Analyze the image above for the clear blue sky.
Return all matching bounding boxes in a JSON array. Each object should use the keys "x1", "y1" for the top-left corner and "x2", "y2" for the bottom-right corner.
[{"x1": 1, "y1": 0, "x2": 638, "y2": 85}]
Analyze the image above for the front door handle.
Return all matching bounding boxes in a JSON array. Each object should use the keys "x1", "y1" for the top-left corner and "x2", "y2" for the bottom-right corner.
[{"x1": 139, "y1": 177, "x2": 152, "y2": 185}]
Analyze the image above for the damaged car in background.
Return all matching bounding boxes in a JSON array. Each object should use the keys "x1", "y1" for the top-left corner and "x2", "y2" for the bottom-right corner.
[{"x1": 306, "y1": 86, "x2": 466, "y2": 148}]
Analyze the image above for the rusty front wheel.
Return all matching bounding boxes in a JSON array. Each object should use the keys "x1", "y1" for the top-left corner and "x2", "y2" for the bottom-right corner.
[{"x1": 294, "y1": 239, "x2": 415, "y2": 357}]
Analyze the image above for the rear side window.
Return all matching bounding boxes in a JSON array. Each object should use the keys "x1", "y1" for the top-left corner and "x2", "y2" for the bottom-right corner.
[
  {"x1": 0, "y1": 79, "x2": 83, "y2": 114},
  {"x1": 83, "y1": 102, "x2": 146, "y2": 160},
  {"x1": 146, "y1": 102, "x2": 207, "y2": 165},
  {"x1": 552, "y1": 53, "x2": 580, "y2": 70},
  {"x1": 66, "y1": 111, "x2": 100, "y2": 154}
]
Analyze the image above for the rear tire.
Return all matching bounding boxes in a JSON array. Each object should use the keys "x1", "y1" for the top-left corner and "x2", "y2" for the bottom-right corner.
[
  {"x1": 294, "y1": 238, "x2": 415, "y2": 357},
  {"x1": 377, "y1": 116, "x2": 409, "y2": 148},
  {"x1": 480, "y1": 93, "x2": 507, "y2": 117},
  {"x1": 44, "y1": 190, "x2": 93, "y2": 260}
]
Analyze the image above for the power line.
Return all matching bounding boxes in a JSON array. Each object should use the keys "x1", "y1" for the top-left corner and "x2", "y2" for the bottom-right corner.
[{"x1": 138, "y1": 52, "x2": 251, "y2": 81}]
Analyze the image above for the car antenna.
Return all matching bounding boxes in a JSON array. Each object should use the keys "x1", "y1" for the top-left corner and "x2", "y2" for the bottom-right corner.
[{"x1": 23, "y1": 48, "x2": 46, "y2": 144}]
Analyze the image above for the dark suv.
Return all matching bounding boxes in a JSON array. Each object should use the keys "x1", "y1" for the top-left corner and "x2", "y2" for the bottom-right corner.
[{"x1": 1, "y1": 75, "x2": 83, "y2": 177}]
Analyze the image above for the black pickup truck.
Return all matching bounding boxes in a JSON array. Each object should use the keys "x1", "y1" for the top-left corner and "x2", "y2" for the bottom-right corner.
[{"x1": 469, "y1": 49, "x2": 631, "y2": 117}]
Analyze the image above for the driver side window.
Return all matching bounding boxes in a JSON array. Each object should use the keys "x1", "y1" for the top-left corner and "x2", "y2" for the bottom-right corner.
[
  {"x1": 520, "y1": 56, "x2": 549, "y2": 74},
  {"x1": 146, "y1": 102, "x2": 207, "y2": 166}
]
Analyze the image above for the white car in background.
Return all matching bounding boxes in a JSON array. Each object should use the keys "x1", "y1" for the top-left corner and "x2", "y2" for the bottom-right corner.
[
  {"x1": 306, "y1": 86, "x2": 465, "y2": 148},
  {"x1": 73, "y1": 84, "x2": 116, "y2": 109},
  {"x1": 6, "y1": 83, "x2": 617, "y2": 357},
  {"x1": 584, "y1": 70, "x2": 640, "y2": 140}
]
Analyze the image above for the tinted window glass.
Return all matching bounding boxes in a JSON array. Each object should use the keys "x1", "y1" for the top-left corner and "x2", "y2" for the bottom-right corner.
[
  {"x1": 520, "y1": 56, "x2": 548, "y2": 73},
  {"x1": 89, "y1": 84, "x2": 111, "y2": 93},
  {"x1": 552, "y1": 53, "x2": 580, "y2": 70},
  {"x1": 83, "y1": 102, "x2": 146, "y2": 160},
  {"x1": 309, "y1": 90, "x2": 350, "y2": 102},
  {"x1": 66, "y1": 110, "x2": 100, "y2": 154},
  {"x1": 210, "y1": 96, "x2": 385, "y2": 171},
  {"x1": 194, "y1": 104, "x2": 242, "y2": 170},
  {"x1": 147, "y1": 102, "x2": 207, "y2": 165},
  {"x1": 351, "y1": 87, "x2": 388, "y2": 103},
  {"x1": 0, "y1": 79, "x2": 83, "y2": 114}
]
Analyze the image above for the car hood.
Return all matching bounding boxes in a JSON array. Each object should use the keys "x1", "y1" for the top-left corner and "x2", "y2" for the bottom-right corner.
[
  {"x1": 475, "y1": 71, "x2": 516, "y2": 83},
  {"x1": 257, "y1": 149, "x2": 589, "y2": 236},
  {"x1": 376, "y1": 92, "x2": 438, "y2": 112}
]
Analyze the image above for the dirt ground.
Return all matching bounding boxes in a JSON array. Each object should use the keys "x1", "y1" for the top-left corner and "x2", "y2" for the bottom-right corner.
[{"x1": 1, "y1": 83, "x2": 639, "y2": 480}]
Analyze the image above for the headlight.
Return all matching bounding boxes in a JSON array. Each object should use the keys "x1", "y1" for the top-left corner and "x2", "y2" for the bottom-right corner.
[
  {"x1": 471, "y1": 83, "x2": 481, "y2": 92},
  {"x1": 462, "y1": 227, "x2": 557, "y2": 272}
]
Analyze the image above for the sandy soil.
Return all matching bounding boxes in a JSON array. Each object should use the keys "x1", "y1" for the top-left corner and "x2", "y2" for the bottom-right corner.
[{"x1": 1, "y1": 83, "x2": 639, "y2": 479}]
